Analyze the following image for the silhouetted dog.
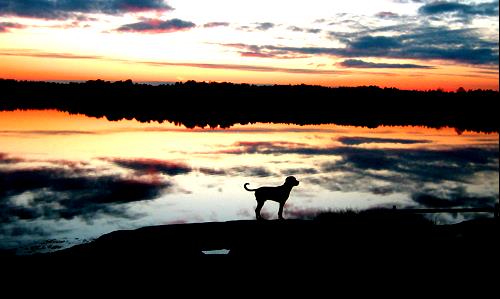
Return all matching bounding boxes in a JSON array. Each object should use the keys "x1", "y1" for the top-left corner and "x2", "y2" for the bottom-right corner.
[{"x1": 244, "y1": 176, "x2": 299, "y2": 220}]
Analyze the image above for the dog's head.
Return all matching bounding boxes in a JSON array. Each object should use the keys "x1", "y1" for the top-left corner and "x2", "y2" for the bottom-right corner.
[{"x1": 285, "y1": 176, "x2": 300, "y2": 187}]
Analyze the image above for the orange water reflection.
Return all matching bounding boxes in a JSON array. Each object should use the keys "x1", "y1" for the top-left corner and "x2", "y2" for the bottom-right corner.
[{"x1": 0, "y1": 110, "x2": 498, "y2": 254}]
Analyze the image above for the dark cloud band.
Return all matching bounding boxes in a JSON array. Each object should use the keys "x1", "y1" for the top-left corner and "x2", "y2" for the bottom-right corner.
[
  {"x1": 0, "y1": 0, "x2": 173, "y2": 19},
  {"x1": 0, "y1": 48, "x2": 346, "y2": 75},
  {"x1": 116, "y1": 18, "x2": 195, "y2": 33},
  {"x1": 203, "y1": 22, "x2": 230, "y2": 28},
  {"x1": 0, "y1": 21, "x2": 25, "y2": 32},
  {"x1": 222, "y1": 25, "x2": 498, "y2": 66},
  {"x1": 255, "y1": 22, "x2": 275, "y2": 31},
  {"x1": 339, "y1": 59, "x2": 434, "y2": 69},
  {"x1": 418, "y1": 1, "x2": 499, "y2": 17}
]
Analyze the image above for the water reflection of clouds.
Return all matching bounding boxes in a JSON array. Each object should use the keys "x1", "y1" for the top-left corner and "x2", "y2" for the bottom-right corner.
[
  {"x1": 2, "y1": 139, "x2": 498, "y2": 225},
  {"x1": 0, "y1": 130, "x2": 98, "y2": 136},
  {"x1": 335, "y1": 136, "x2": 433, "y2": 145},
  {"x1": 280, "y1": 168, "x2": 319, "y2": 176},
  {"x1": 0, "y1": 157, "x2": 175, "y2": 226},
  {"x1": 199, "y1": 166, "x2": 276, "y2": 177},
  {"x1": 0, "y1": 171, "x2": 166, "y2": 222},
  {"x1": 207, "y1": 140, "x2": 499, "y2": 209},
  {"x1": 0, "y1": 153, "x2": 24, "y2": 164},
  {"x1": 101, "y1": 157, "x2": 192, "y2": 175},
  {"x1": 0, "y1": 126, "x2": 346, "y2": 136},
  {"x1": 1, "y1": 120, "x2": 499, "y2": 253},
  {"x1": 412, "y1": 186, "x2": 497, "y2": 208}
]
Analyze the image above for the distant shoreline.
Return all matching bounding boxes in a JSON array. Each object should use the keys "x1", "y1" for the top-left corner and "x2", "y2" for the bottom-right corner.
[{"x1": 1, "y1": 79, "x2": 498, "y2": 133}]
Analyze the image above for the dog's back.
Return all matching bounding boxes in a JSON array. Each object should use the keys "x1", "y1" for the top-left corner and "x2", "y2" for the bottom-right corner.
[{"x1": 254, "y1": 186, "x2": 287, "y2": 202}]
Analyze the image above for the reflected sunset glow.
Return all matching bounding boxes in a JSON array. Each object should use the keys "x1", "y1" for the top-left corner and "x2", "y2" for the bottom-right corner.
[{"x1": 1, "y1": 110, "x2": 498, "y2": 253}]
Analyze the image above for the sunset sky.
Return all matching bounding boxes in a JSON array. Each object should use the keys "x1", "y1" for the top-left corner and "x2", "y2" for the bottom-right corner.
[{"x1": 0, "y1": 0, "x2": 498, "y2": 90}]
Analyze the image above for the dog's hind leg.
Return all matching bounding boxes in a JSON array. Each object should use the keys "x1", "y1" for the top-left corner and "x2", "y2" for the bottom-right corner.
[{"x1": 255, "y1": 200, "x2": 264, "y2": 220}]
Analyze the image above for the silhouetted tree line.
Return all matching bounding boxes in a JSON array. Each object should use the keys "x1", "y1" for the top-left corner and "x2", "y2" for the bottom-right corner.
[{"x1": 0, "y1": 79, "x2": 498, "y2": 132}]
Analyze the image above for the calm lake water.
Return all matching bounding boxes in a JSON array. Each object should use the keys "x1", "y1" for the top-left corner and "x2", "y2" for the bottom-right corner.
[{"x1": 1, "y1": 110, "x2": 498, "y2": 254}]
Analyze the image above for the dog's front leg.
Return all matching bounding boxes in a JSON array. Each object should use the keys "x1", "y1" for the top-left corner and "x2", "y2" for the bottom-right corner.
[{"x1": 278, "y1": 202, "x2": 285, "y2": 220}]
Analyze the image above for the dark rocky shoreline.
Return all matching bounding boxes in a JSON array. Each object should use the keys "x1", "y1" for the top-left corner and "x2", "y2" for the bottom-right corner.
[{"x1": 2, "y1": 214, "x2": 497, "y2": 289}]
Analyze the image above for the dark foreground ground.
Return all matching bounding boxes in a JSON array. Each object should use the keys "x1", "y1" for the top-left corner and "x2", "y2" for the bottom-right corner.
[
  {"x1": 3, "y1": 213, "x2": 498, "y2": 286},
  {"x1": 52, "y1": 215, "x2": 496, "y2": 262},
  {"x1": 0, "y1": 218, "x2": 495, "y2": 296}
]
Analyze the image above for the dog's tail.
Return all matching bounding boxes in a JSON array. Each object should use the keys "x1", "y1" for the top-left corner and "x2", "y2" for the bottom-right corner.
[{"x1": 244, "y1": 183, "x2": 257, "y2": 191}]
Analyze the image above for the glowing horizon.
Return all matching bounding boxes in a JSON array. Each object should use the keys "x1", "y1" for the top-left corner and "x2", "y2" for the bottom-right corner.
[{"x1": 0, "y1": 0, "x2": 498, "y2": 91}]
